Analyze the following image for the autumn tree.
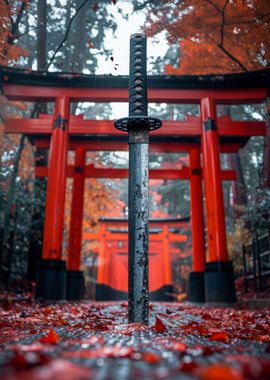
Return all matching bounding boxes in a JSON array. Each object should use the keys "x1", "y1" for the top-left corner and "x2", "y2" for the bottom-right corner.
[
  {"x1": 0, "y1": 0, "x2": 29, "y2": 65},
  {"x1": 141, "y1": 0, "x2": 270, "y2": 74}
]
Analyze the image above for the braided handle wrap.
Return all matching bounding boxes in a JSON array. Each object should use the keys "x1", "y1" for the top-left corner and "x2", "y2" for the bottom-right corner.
[{"x1": 129, "y1": 34, "x2": 147, "y2": 117}]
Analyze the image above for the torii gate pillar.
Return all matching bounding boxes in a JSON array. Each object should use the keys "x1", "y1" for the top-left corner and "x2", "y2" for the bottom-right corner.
[
  {"x1": 188, "y1": 148, "x2": 205, "y2": 302},
  {"x1": 201, "y1": 98, "x2": 236, "y2": 302},
  {"x1": 162, "y1": 226, "x2": 174, "y2": 301},
  {"x1": 36, "y1": 95, "x2": 70, "y2": 300},
  {"x1": 95, "y1": 224, "x2": 108, "y2": 300},
  {"x1": 66, "y1": 148, "x2": 86, "y2": 300}
]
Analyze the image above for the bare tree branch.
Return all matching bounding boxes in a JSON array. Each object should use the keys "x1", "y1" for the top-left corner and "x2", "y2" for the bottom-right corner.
[
  {"x1": 219, "y1": 0, "x2": 229, "y2": 48},
  {"x1": 217, "y1": 43, "x2": 248, "y2": 71},
  {"x1": 204, "y1": 0, "x2": 222, "y2": 15},
  {"x1": 17, "y1": 19, "x2": 49, "y2": 38},
  {"x1": 205, "y1": 0, "x2": 248, "y2": 72},
  {"x1": 7, "y1": 1, "x2": 27, "y2": 45},
  {"x1": 225, "y1": 11, "x2": 270, "y2": 26},
  {"x1": 45, "y1": 0, "x2": 90, "y2": 71}
]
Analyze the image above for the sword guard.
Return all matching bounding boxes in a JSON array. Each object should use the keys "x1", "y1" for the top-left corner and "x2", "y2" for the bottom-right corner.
[{"x1": 114, "y1": 115, "x2": 162, "y2": 132}]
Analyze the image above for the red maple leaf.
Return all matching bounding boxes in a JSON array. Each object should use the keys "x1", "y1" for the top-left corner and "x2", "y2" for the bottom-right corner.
[
  {"x1": 143, "y1": 352, "x2": 160, "y2": 364},
  {"x1": 209, "y1": 332, "x2": 229, "y2": 343},
  {"x1": 154, "y1": 316, "x2": 166, "y2": 333},
  {"x1": 39, "y1": 329, "x2": 60, "y2": 344}
]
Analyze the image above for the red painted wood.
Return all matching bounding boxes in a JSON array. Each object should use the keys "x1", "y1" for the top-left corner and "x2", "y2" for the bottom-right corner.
[
  {"x1": 42, "y1": 95, "x2": 70, "y2": 260},
  {"x1": 4, "y1": 116, "x2": 265, "y2": 137},
  {"x1": 35, "y1": 165, "x2": 236, "y2": 181},
  {"x1": 201, "y1": 97, "x2": 228, "y2": 262},
  {"x1": 162, "y1": 226, "x2": 172, "y2": 285},
  {"x1": 93, "y1": 222, "x2": 186, "y2": 293},
  {"x1": 3, "y1": 83, "x2": 267, "y2": 103},
  {"x1": 67, "y1": 148, "x2": 86, "y2": 271},
  {"x1": 85, "y1": 232, "x2": 187, "y2": 242},
  {"x1": 97, "y1": 224, "x2": 107, "y2": 284},
  {"x1": 29, "y1": 138, "x2": 242, "y2": 153},
  {"x1": 189, "y1": 148, "x2": 205, "y2": 272}
]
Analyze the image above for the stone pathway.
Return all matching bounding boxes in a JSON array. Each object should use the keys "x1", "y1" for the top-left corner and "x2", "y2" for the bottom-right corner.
[{"x1": 0, "y1": 298, "x2": 270, "y2": 379}]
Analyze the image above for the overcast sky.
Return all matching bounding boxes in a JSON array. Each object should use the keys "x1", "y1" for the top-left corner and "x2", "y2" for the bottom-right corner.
[{"x1": 95, "y1": 1, "x2": 169, "y2": 76}]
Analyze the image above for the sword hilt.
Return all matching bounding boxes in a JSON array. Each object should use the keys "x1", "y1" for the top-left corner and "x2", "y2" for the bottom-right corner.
[
  {"x1": 114, "y1": 33, "x2": 161, "y2": 133},
  {"x1": 129, "y1": 33, "x2": 147, "y2": 117}
]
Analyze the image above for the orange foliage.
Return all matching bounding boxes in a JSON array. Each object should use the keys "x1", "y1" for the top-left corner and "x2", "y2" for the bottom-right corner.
[
  {"x1": 0, "y1": 0, "x2": 28, "y2": 65},
  {"x1": 83, "y1": 178, "x2": 123, "y2": 229},
  {"x1": 63, "y1": 176, "x2": 124, "y2": 260},
  {"x1": 145, "y1": 0, "x2": 270, "y2": 74}
]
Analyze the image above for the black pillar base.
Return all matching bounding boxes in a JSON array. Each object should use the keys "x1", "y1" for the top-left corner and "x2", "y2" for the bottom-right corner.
[
  {"x1": 150, "y1": 285, "x2": 174, "y2": 301},
  {"x1": 188, "y1": 271, "x2": 205, "y2": 302},
  {"x1": 36, "y1": 259, "x2": 66, "y2": 300},
  {"x1": 96, "y1": 283, "x2": 111, "y2": 301},
  {"x1": 67, "y1": 270, "x2": 85, "y2": 300},
  {"x1": 96, "y1": 284, "x2": 127, "y2": 301},
  {"x1": 205, "y1": 261, "x2": 236, "y2": 302}
]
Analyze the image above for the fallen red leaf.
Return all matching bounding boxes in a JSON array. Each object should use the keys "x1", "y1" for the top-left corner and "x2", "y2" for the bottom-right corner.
[
  {"x1": 198, "y1": 363, "x2": 244, "y2": 380},
  {"x1": 209, "y1": 332, "x2": 229, "y2": 343},
  {"x1": 171, "y1": 341, "x2": 187, "y2": 353},
  {"x1": 179, "y1": 357, "x2": 199, "y2": 372},
  {"x1": 254, "y1": 335, "x2": 270, "y2": 342},
  {"x1": 197, "y1": 325, "x2": 210, "y2": 336},
  {"x1": 154, "y1": 316, "x2": 166, "y2": 333},
  {"x1": 39, "y1": 329, "x2": 60, "y2": 344},
  {"x1": 64, "y1": 346, "x2": 134, "y2": 359},
  {"x1": 8, "y1": 352, "x2": 50, "y2": 369},
  {"x1": 143, "y1": 352, "x2": 160, "y2": 364}
]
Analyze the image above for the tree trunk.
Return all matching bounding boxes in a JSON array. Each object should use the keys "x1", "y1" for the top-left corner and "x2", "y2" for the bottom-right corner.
[
  {"x1": 27, "y1": 149, "x2": 48, "y2": 281},
  {"x1": 64, "y1": 1, "x2": 72, "y2": 71},
  {"x1": 218, "y1": 105, "x2": 247, "y2": 213},
  {"x1": 0, "y1": 135, "x2": 25, "y2": 287},
  {"x1": 70, "y1": 0, "x2": 88, "y2": 114},
  {"x1": 263, "y1": 101, "x2": 270, "y2": 187},
  {"x1": 26, "y1": 0, "x2": 48, "y2": 281},
  {"x1": 37, "y1": 0, "x2": 47, "y2": 71}
]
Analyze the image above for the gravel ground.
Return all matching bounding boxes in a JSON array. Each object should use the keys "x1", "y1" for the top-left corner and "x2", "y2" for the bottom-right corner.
[{"x1": 0, "y1": 297, "x2": 270, "y2": 380}]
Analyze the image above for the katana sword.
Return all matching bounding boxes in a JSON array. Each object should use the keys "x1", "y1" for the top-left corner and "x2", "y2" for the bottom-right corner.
[{"x1": 114, "y1": 34, "x2": 162, "y2": 324}]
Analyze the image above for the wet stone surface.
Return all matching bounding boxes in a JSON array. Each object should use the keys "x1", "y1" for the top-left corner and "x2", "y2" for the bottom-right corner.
[{"x1": 0, "y1": 299, "x2": 270, "y2": 379}]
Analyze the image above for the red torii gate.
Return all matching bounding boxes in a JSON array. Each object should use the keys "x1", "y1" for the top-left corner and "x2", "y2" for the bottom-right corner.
[
  {"x1": 30, "y1": 136, "x2": 237, "y2": 301},
  {"x1": 1, "y1": 66, "x2": 269, "y2": 302},
  {"x1": 5, "y1": 114, "x2": 243, "y2": 301},
  {"x1": 83, "y1": 218, "x2": 188, "y2": 301}
]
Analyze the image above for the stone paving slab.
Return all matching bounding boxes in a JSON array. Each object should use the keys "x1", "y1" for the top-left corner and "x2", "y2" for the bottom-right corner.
[{"x1": 0, "y1": 299, "x2": 270, "y2": 379}]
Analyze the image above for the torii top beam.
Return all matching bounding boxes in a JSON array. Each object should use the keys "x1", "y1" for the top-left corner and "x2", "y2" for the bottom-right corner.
[{"x1": 1, "y1": 66, "x2": 269, "y2": 104}]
